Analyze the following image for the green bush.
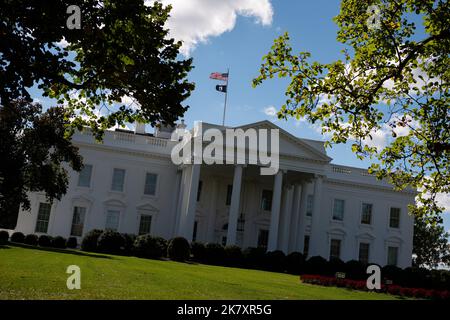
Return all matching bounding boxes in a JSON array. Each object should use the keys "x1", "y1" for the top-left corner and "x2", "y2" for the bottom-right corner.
[
  {"x1": 66, "y1": 237, "x2": 78, "y2": 249},
  {"x1": 81, "y1": 229, "x2": 103, "y2": 252},
  {"x1": 204, "y1": 243, "x2": 226, "y2": 265},
  {"x1": 242, "y1": 247, "x2": 266, "y2": 269},
  {"x1": 38, "y1": 234, "x2": 52, "y2": 247},
  {"x1": 121, "y1": 233, "x2": 136, "y2": 255},
  {"x1": 286, "y1": 252, "x2": 305, "y2": 275},
  {"x1": 344, "y1": 260, "x2": 366, "y2": 280},
  {"x1": 327, "y1": 258, "x2": 346, "y2": 276},
  {"x1": 167, "y1": 237, "x2": 190, "y2": 261},
  {"x1": 224, "y1": 245, "x2": 243, "y2": 267},
  {"x1": 0, "y1": 230, "x2": 9, "y2": 244},
  {"x1": 52, "y1": 236, "x2": 67, "y2": 249},
  {"x1": 24, "y1": 234, "x2": 38, "y2": 246},
  {"x1": 10, "y1": 232, "x2": 25, "y2": 243},
  {"x1": 304, "y1": 256, "x2": 328, "y2": 275},
  {"x1": 97, "y1": 230, "x2": 124, "y2": 254},
  {"x1": 190, "y1": 241, "x2": 206, "y2": 262},
  {"x1": 264, "y1": 250, "x2": 286, "y2": 272},
  {"x1": 133, "y1": 235, "x2": 167, "y2": 259}
]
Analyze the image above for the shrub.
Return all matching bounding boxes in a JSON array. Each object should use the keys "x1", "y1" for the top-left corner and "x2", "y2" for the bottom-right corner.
[
  {"x1": 204, "y1": 243, "x2": 226, "y2": 265},
  {"x1": 224, "y1": 245, "x2": 243, "y2": 267},
  {"x1": 24, "y1": 234, "x2": 38, "y2": 246},
  {"x1": 242, "y1": 247, "x2": 266, "y2": 269},
  {"x1": 52, "y1": 236, "x2": 67, "y2": 249},
  {"x1": 304, "y1": 256, "x2": 328, "y2": 275},
  {"x1": 38, "y1": 234, "x2": 52, "y2": 247},
  {"x1": 190, "y1": 242, "x2": 206, "y2": 262},
  {"x1": 133, "y1": 235, "x2": 167, "y2": 259},
  {"x1": 10, "y1": 231, "x2": 25, "y2": 243},
  {"x1": 81, "y1": 229, "x2": 103, "y2": 252},
  {"x1": 167, "y1": 237, "x2": 191, "y2": 262},
  {"x1": 345, "y1": 260, "x2": 366, "y2": 280},
  {"x1": 97, "y1": 230, "x2": 124, "y2": 254},
  {"x1": 264, "y1": 250, "x2": 286, "y2": 272},
  {"x1": 382, "y1": 265, "x2": 402, "y2": 284},
  {"x1": 0, "y1": 230, "x2": 9, "y2": 244},
  {"x1": 327, "y1": 258, "x2": 346, "y2": 276},
  {"x1": 121, "y1": 233, "x2": 136, "y2": 255},
  {"x1": 66, "y1": 237, "x2": 78, "y2": 249},
  {"x1": 286, "y1": 252, "x2": 305, "y2": 275}
]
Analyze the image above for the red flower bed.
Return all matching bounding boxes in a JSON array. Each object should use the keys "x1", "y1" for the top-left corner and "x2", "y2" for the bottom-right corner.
[{"x1": 300, "y1": 274, "x2": 450, "y2": 300}]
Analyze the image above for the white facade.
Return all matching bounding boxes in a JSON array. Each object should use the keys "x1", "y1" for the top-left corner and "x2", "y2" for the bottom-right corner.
[{"x1": 13, "y1": 120, "x2": 416, "y2": 267}]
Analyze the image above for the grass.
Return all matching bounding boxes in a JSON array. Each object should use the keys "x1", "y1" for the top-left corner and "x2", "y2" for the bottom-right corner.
[{"x1": 0, "y1": 245, "x2": 403, "y2": 300}]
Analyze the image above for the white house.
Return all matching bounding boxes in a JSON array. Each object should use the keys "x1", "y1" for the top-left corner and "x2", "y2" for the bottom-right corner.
[{"x1": 12, "y1": 120, "x2": 416, "y2": 267}]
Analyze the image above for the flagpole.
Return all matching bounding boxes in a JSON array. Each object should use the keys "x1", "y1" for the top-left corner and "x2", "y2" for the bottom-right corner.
[{"x1": 222, "y1": 68, "x2": 229, "y2": 126}]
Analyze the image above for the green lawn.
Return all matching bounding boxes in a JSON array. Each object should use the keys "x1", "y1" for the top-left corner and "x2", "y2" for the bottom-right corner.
[{"x1": 0, "y1": 245, "x2": 401, "y2": 300}]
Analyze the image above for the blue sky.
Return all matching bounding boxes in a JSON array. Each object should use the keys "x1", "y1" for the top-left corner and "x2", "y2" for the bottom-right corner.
[{"x1": 31, "y1": 0, "x2": 450, "y2": 231}]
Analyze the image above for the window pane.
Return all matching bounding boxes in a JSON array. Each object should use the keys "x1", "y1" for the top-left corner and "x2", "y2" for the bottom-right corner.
[
  {"x1": 71, "y1": 206, "x2": 86, "y2": 237},
  {"x1": 361, "y1": 203, "x2": 372, "y2": 224},
  {"x1": 303, "y1": 235, "x2": 310, "y2": 257},
  {"x1": 387, "y1": 246, "x2": 398, "y2": 266},
  {"x1": 333, "y1": 199, "x2": 345, "y2": 221},
  {"x1": 192, "y1": 221, "x2": 198, "y2": 241},
  {"x1": 389, "y1": 208, "x2": 400, "y2": 228},
  {"x1": 261, "y1": 189, "x2": 273, "y2": 211},
  {"x1": 111, "y1": 169, "x2": 125, "y2": 192},
  {"x1": 257, "y1": 229, "x2": 269, "y2": 250},
  {"x1": 35, "y1": 203, "x2": 51, "y2": 233},
  {"x1": 77, "y1": 165, "x2": 92, "y2": 187},
  {"x1": 144, "y1": 173, "x2": 158, "y2": 195},
  {"x1": 359, "y1": 243, "x2": 370, "y2": 264},
  {"x1": 105, "y1": 210, "x2": 120, "y2": 231},
  {"x1": 225, "y1": 185, "x2": 233, "y2": 205},
  {"x1": 138, "y1": 214, "x2": 152, "y2": 235},
  {"x1": 329, "y1": 239, "x2": 341, "y2": 260},
  {"x1": 196, "y1": 180, "x2": 202, "y2": 202},
  {"x1": 306, "y1": 195, "x2": 314, "y2": 216}
]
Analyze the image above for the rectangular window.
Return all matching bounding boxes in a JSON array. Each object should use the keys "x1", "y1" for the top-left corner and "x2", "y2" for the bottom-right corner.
[
  {"x1": 389, "y1": 208, "x2": 400, "y2": 228},
  {"x1": 144, "y1": 172, "x2": 158, "y2": 196},
  {"x1": 361, "y1": 203, "x2": 373, "y2": 225},
  {"x1": 196, "y1": 180, "x2": 203, "y2": 202},
  {"x1": 138, "y1": 214, "x2": 152, "y2": 235},
  {"x1": 303, "y1": 235, "x2": 310, "y2": 257},
  {"x1": 192, "y1": 221, "x2": 198, "y2": 242},
  {"x1": 105, "y1": 210, "x2": 120, "y2": 231},
  {"x1": 329, "y1": 239, "x2": 341, "y2": 260},
  {"x1": 111, "y1": 168, "x2": 126, "y2": 192},
  {"x1": 387, "y1": 246, "x2": 399, "y2": 266},
  {"x1": 257, "y1": 229, "x2": 269, "y2": 250},
  {"x1": 261, "y1": 189, "x2": 273, "y2": 211},
  {"x1": 332, "y1": 199, "x2": 345, "y2": 221},
  {"x1": 306, "y1": 195, "x2": 314, "y2": 217},
  {"x1": 225, "y1": 184, "x2": 233, "y2": 206},
  {"x1": 70, "y1": 206, "x2": 86, "y2": 237},
  {"x1": 35, "y1": 203, "x2": 51, "y2": 233},
  {"x1": 359, "y1": 242, "x2": 370, "y2": 264},
  {"x1": 77, "y1": 164, "x2": 93, "y2": 187}
]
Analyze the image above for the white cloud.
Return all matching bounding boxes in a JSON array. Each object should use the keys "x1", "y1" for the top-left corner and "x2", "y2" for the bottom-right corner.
[
  {"x1": 55, "y1": 38, "x2": 69, "y2": 48},
  {"x1": 436, "y1": 193, "x2": 450, "y2": 213},
  {"x1": 150, "y1": 0, "x2": 273, "y2": 55},
  {"x1": 263, "y1": 105, "x2": 277, "y2": 116}
]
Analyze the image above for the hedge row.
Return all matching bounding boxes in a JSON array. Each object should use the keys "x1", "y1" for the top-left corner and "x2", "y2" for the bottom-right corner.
[
  {"x1": 4, "y1": 231, "x2": 78, "y2": 249},
  {"x1": 301, "y1": 275, "x2": 450, "y2": 300}
]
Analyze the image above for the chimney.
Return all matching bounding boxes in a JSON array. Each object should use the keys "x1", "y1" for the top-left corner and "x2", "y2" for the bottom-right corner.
[{"x1": 135, "y1": 122, "x2": 146, "y2": 134}]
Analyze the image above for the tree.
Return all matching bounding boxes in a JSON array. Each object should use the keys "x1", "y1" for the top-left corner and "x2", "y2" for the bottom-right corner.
[
  {"x1": 0, "y1": 99, "x2": 82, "y2": 228},
  {"x1": 413, "y1": 215, "x2": 450, "y2": 268},
  {"x1": 253, "y1": 0, "x2": 449, "y2": 222},
  {"x1": 0, "y1": 1, "x2": 194, "y2": 228}
]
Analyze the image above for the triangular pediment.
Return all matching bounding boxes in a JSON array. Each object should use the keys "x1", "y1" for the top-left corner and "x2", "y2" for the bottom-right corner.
[{"x1": 136, "y1": 202, "x2": 159, "y2": 212}]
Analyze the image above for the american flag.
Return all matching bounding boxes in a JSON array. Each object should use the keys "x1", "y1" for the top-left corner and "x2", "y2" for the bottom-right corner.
[{"x1": 209, "y1": 72, "x2": 228, "y2": 81}]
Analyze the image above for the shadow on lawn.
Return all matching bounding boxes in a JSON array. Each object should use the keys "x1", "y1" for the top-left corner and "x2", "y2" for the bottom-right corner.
[{"x1": 8, "y1": 242, "x2": 113, "y2": 259}]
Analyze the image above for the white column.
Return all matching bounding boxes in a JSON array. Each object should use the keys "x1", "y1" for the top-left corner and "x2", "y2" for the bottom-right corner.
[
  {"x1": 296, "y1": 181, "x2": 308, "y2": 254},
  {"x1": 178, "y1": 164, "x2": 201, "y2": 240},
  {"x1": 226, "y1": 165, "x2": 243, "y2": 246},
  {"x1": 206, "y1": 178, "x2": 219, "y2": 242},
  {"x1": 309, "y1": 175, "x2": 324, "y2": 257},
  {"x1": 268, "y1": 170, "x2": 283, "y2": 251},
  {"x1": 279, "y1": 185, "x2": 294, "y2": 253},
  {"x1": 288, "y1": 184, "x2": 302, "y2": 253}
]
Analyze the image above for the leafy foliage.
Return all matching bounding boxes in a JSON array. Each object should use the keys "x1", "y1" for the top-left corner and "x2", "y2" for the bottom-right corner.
[
  {"x1": 253, "y1": 0, "x2": 450, "y2": 222},
  {"x1": 167, "y1": 237, "x2": 190, "y2": 261}
]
